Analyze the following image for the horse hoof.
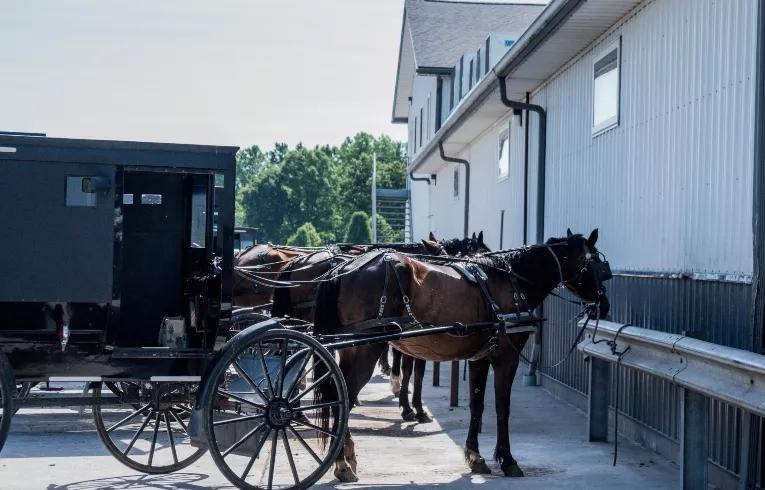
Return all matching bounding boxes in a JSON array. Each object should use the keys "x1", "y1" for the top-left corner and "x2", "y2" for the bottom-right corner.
[
  {"x1": 502, "y1": 463, "x2": 524, "y2": 477},
  {"x1": 335, "y1": 465, "x2": 359, "y2": 483},
  {"x1": 464, "y1": 449, "x2": 492, "y2": 474},
  {"x1": 390, "y1": 376, "x2": 401, "y2": 397},
  {"x1": 401, "y1": 410, "x2": 416, "y2": 422},
  {"x1": 415, "y1": 412, "x2": 433, "y2": 423}
]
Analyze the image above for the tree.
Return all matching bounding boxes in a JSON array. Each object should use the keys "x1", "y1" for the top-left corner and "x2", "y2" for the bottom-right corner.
[
  {"x1": 344, "y1": 211, "x2": 372, "y2": 243},
  {"x1": 287, "y1": 223, "x2": 322, "y2": 247},
  {"x1": 375, "y1": 214, "x2": 403, "y2": 243}
]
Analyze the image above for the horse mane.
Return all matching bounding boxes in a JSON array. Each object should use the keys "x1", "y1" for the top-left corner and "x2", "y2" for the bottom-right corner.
[{"x1": 438, "y1": 238, "x2": 464, "y2": 256}]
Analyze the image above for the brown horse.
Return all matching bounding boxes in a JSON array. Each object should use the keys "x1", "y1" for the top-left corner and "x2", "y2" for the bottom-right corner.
[
  {"x1": 232, "y1": 244, "x2": 311, "y2": 307},
  {"x1": 313, "y1": 229, "x2": 610, "y2": 482}
]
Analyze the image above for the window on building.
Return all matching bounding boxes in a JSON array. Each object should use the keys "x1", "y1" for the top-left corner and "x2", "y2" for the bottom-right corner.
[
  {"x1": 498, "y1": 128, "x2": 510, "y2": 179},
  {"x1": 419, "y1": 107, "x2": 423, "y2": 148},
  {"x1": 413, "y1": 115, "x2": 418, "y2": 151},
  {"x1": 426, "y1": 95, "x2": 431, "y2": 140},
  {"x1": 592, "y1": 39, "x2": 621, "y2": 134},
  {"x1": 453, "y1": 165, "x2": 460, "y2": 199}
]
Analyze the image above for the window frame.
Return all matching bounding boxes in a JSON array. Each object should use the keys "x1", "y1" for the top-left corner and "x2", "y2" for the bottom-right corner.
[
  {"x1": 591, "y1": 38, "x2": 621, "y2": 137},
  {"x1": 497, "y1": 126, "x2": 510, "y2": 181},
  {"x1": 453, "y1": 165, "x2": 460, "y2": 199}
]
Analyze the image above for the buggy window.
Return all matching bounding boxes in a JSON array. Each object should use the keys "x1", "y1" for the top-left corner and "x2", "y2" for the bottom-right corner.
[{"x1": 190, "y1": 185, "x2": 207, "y2": 248}]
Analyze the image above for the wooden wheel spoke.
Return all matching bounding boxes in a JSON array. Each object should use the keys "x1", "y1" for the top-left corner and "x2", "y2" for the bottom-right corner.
[
  {"x1": 240, "y1": 427, "x2": 271, "y2": 480},
  {"x1": 148, "y1": 412, "x2": 161, "y2": 466},
  {"x1": 284, "y1": 348, "x2": 313, "y2": 399},
  {"x1": 256, "y1": 342, "x2": 276, "y2": 396},
  {"x1": 217, "y1": 389, "x2": 266, "y2": 411},
  {"x1": 222, "y1": 422, "x2": 266, "y2": 457},
  {"x1": 123, "y1": 410, "x2": 154, "y2": 455},
  {"x1": 107, "y1": 403, "x2": 151, "y2": 433},
  {"x1": 290, "y1": 371, "x2": 331, "y2": 404},
  {"x1": 169, "y1": 408, "x2": 189, "y2": 434},
  {"x1": 276, "y1": 338, "x2": 288, "y2": 397},
  {"x1": 267, "y1": 430, "x2": 278, "y2": 490},
  {"x1": 291, "y1": 400, "x2": 342, "y2": 412},
  {"x1": 233, "y1": 360, "x2": 269, "y2": 403},
  {"x1": 281, "y1": 428, "x2": 300, "y2": 484},
  {"x1": 164, "y1": 413, "x2": 178, "y2": 465},
  {"x1": 292, "y1": 417, "x2": 338, "y2": 439},
  {"x1": 286, "y1": 425, "x2": 322, "y2": 465},
  {"x1": 213, "y1": 413, "x2": 264, "y2": 427}
]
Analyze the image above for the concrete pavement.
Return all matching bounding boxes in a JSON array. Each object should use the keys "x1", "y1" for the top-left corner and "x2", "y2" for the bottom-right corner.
[{"x1": 0, "y1": 364, "x2": 678, "y2": 489}]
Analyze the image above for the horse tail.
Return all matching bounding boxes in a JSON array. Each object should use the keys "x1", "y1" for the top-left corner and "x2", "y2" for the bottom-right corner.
[
  {"x1": 270, "y1": 271, "x2": 292, "y2": 317},
  {"x1": 313, "y1": 276, "x2": 341, "y2": 336}
]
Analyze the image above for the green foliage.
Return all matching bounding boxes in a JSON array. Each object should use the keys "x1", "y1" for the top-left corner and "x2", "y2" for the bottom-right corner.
[
  {"x1": 376, "y1": 214, "x2": 403, "y2": 243},
  {"x1": 344, "y1": 211, "x2": 372, "y2": 244},
  {"x1": 286, "y1": 223, "x2": 323, "y2": 247},
  {"x1": 235, "y1": 132, "x2": 407, "y2": 244}
]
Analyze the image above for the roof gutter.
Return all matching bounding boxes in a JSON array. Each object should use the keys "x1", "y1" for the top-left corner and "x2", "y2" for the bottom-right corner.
[
  {"x1": 438, "y1": 142, "x2": 470, "y2": 238},
  {"x1": 497, "y1": 74, "x2": 547, "y2": 245},
  {"x1": 408, "y1": 170, "x2": 431, "y2": 185}
]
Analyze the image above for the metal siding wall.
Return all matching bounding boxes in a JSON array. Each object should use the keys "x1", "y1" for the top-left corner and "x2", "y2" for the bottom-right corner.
[
  {"x1": 526, "y1": 1, "x2": 759, "y2": 480},
  {"x1": 530, "y1": 0, "x2": 757, "y2": 276}
]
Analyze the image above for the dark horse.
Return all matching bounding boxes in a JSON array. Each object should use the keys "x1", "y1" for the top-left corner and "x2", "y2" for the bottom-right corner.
[{"x1": 313, "y1": 229, "x2": 610, "y2": 482}]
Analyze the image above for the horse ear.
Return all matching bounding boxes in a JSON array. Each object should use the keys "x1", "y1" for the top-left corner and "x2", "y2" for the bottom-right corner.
[
  {"x1": 471, "y1": 232, "x2": 476, "y2": 240},
  {"x1": 587, "y1": 228, "x2": 599, "y2": 247},
  {"x1": 421, "y1": 239, "x2": 439, "y2": 255},
  {"x1": 566, "y1": 228, "x2": 573, "y2": 238},
  {"x1": 429, "y1": 231, "x2": 437, "y2": 241},
  {"x1": 478, "y1": 231, "x2": 484, "y2": 244}
]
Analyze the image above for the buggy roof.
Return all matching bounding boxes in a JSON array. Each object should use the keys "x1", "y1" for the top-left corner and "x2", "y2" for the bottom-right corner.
[{"x1": 0, "y1": 134, "x2": 238, "y2": 171}]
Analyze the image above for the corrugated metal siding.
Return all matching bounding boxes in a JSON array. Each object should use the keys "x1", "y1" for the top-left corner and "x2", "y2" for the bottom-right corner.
[{"x1": 527, "y1": 0, "x2": 757, "y2": 276}]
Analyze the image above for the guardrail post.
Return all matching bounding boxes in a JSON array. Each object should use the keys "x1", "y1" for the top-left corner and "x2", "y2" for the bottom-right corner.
[
  {"x1": 450, "y1": 360, "x2": 460, "y2": 407},
  {"x1": 432, "y1": 361, "x2": 440, "y2": 386},
  {"x1": 680, "y1": 388, "x2": 708, "y2": 490},
  {"x1": 588, "y1": 357, "x2": 610, "y2": 442}
]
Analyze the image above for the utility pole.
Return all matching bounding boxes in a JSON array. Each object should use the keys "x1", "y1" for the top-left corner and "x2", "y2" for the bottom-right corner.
[{"x1": 371, "y1": 152, "x2": 378, "y2": 243}]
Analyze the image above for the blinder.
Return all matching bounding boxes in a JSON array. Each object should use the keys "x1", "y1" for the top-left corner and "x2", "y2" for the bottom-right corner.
[{"x1": 590, "y1": 257, "x2": 613, "y2": 284}]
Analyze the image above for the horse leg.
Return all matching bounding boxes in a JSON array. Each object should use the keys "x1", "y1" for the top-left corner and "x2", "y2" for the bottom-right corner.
[
  {"x1": 389, "y1": 348, "x2": 402, "y2": 397},
  {"x1": 399, "y1": 354, "x2": 416, "y2": 421},
  {"x1": 378, "y1": 344, "x2": 391, "y2": 376},
  {"x1": 464, "y1": 358, "x2": 491, "y2": 474},
  {"x1": 492, "y1": 346, "x2": 524, "y2": 477},
  {"x1": 412, "y1": 358, "x2": 431, "y2": 423},
  {"x1": 333, "y1": 344, "x2": 386, "y2": 483}
]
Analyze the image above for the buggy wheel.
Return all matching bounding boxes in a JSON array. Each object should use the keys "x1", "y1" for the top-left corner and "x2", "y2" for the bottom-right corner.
[
  {"x1": 92, "y1": 382, "x2": 206, "y2": 474},
  {"x1": 0, "y1": 353, "x2": 13, "y2": 455},
  {"x1": 203, "y1": 328, "x2": 348, "y2": 490}
]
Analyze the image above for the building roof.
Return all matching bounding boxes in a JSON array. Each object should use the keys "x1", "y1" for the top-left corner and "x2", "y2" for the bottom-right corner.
[
  {"x1": 408, "y1": 0, "x2": 643, "y2": 174},
  {"x1": 392, "y1": 0, "x2": 545, "y2": 122}
]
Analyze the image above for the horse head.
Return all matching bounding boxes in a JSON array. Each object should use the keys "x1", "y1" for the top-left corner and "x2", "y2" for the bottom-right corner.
[{"x1": 548, "y1": 228, "x2": 611, "y2": 317}]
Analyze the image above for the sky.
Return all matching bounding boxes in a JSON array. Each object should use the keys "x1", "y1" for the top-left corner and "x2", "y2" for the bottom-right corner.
[{"x1": 0, "y1": 1, "x2": 409, "y2": 150}]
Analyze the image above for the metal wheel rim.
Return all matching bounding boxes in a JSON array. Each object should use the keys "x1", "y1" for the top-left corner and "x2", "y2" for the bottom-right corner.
[
  {"x1": 204, "y1": 329, "x2": 349, "y2": 490},
  {"x1": 92, "y1": 381, "x2": 206, "y2": 474}
]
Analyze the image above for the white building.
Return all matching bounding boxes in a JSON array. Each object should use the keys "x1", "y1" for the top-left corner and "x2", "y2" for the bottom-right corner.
[{"x1": 393, "y1": 0, "x2": 765, "y2": 487}]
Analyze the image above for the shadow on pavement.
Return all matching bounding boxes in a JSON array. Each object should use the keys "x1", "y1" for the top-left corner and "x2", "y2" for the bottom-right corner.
[{"x1": 45, "y1": 472, "x2": 216, "y2": 490}]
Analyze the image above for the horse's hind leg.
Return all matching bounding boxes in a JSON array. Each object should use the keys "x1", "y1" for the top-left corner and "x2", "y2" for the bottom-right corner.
[
  {"x1": 412, "y1": 358, "x2": 432, "y2": 423},
  {"x1": 492, "y1": 340, "x2": 524, "y2": 477},
  {"x1": 378, "y1": 344, "x2": 391, "y2": 376},
  {"x1": 465, "y1": 358, "x2": 491, "y2": 474},
  {"x1": 399, "y1": 354, "x2": 416, "y2": 421},
  {"x1": 390, "y1": 348, "x2": 402, "y2": 397},
  {"x1": 333, "y1": 344, "x2": 387, "y2": 483}
]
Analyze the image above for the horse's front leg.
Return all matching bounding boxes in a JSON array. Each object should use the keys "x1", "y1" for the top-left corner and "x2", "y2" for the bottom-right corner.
[
  {"x1": 389, "y1": 348, "x2": 402, "y2": 397},
  {"x1": 411, "y1": 358, "x2": 432, "y2": 423},
  {"x1": 465, "y1": 358, "x2": 491, "y2": 474},
  {"x1": 378, "y1": 344, "x2": 391, "y2": 376},
  {"x1": 491, "y1": 340, "x2": 524, "y2": 477},
  {"x1": 399, "y1": 354, "x2": 416, "y2": 421}
]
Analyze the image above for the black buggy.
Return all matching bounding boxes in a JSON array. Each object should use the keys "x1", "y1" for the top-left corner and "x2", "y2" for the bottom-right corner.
[
  {"x1": 0, "y1": 135, "x2": 550, "y2": 489},
  {"x1": 0, "y1": 135, "x2": 350, "y2": 489}
]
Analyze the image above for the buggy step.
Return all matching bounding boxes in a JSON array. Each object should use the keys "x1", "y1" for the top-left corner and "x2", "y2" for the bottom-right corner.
[{"x1": 110, "y1": 347, "x2": 215, "y2": 359}]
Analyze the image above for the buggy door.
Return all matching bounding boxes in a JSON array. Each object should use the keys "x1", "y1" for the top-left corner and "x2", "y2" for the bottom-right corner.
[{"x1": 117, "y1": 170, "x2": 187, "y2": 346}]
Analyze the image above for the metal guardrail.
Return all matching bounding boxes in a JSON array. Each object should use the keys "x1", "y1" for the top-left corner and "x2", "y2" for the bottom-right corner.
[{"x1": 577, "y1": 319, "x2": 763, "y2": 490}]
